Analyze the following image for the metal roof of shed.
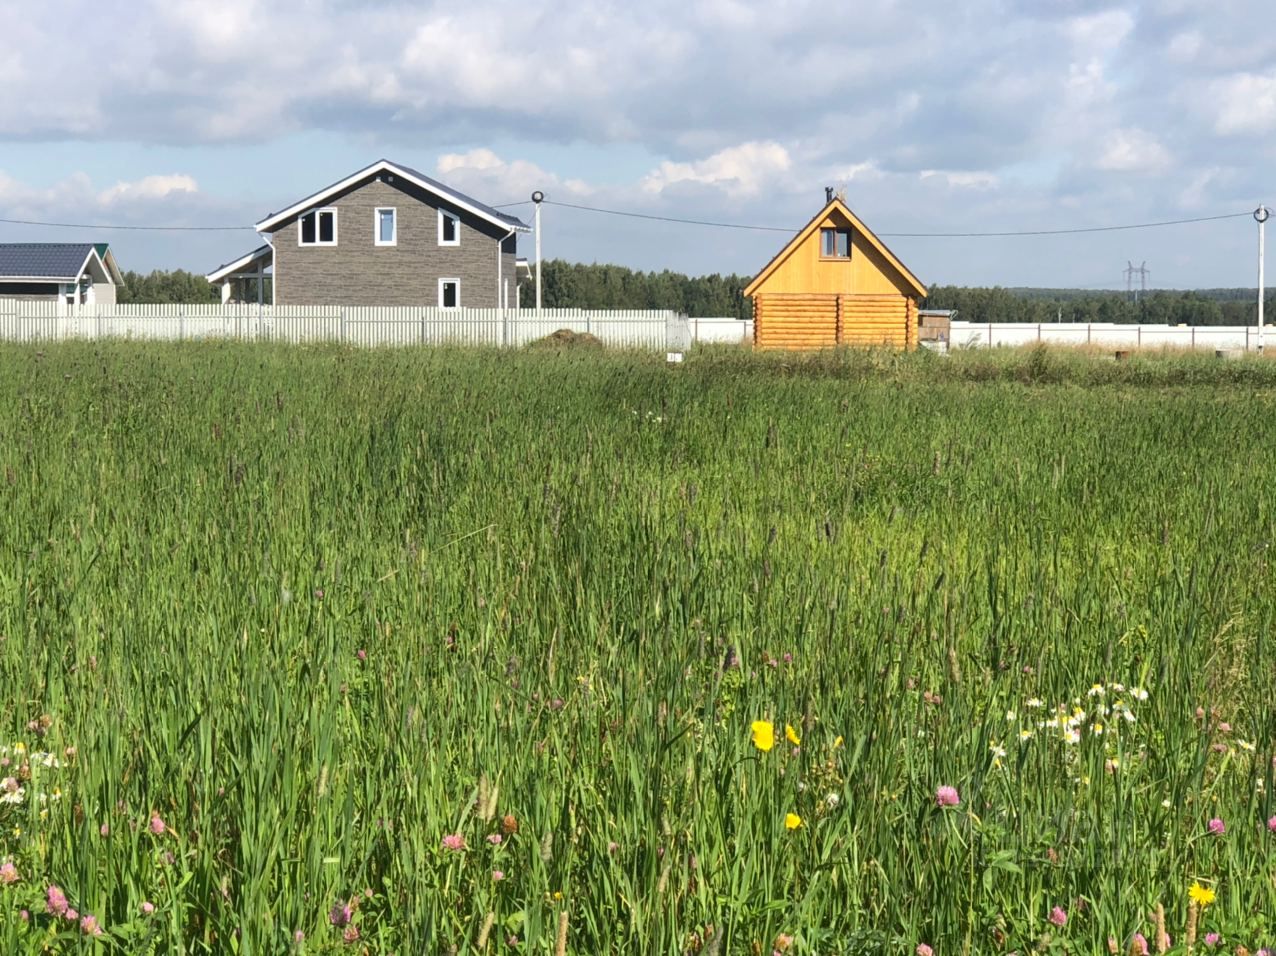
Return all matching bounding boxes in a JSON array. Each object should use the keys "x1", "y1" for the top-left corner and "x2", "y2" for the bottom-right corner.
[{"x1": 0, "y1": 243, "x2": 100, "y2": 281}]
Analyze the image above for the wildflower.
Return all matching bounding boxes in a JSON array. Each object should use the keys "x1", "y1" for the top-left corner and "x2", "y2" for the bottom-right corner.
[
  {"x1": 1048, "y1": 906, "x2": 1067, "y2": 927},
  {"x1": 1131, "y1": 933, "x2": 1149, "y2": 955},
  {"x1": 1063, "y1": 728, "x2": 1081, "y2": 745},
  {"x1": 99, "y1": 823, "x2": 109, "y2": 837},
  {"x1": 784, "y1": 813, "x2": 802, "y2": 830},
  {"x1": 356, "y1": 649, "x2": 366, "y2": 662},
  {"x1": 1088, "y1": 684, "x2": 1105, "y2": 697},
  {"x1": 751, "y1": 721, "x2": 775, "y2": 752},
  {"x1": 149, "y1": 814, "x2": 166, "y2": 836},
  {"x1": 502, "y1": 814, "x2": 519, "y2": 835},
  {"x1": 1019, "y1": 728, "x2": 1034, "y2": 741},
  {"x1": 782, "y1": 653, "x2": 793, "y2": 664},
  {"x1": 607, "y1": 841, "x2": 619, "y2": 855},
  {"x1": 1189, "y1": 882, "x2": 1216, "y2": 907},
  {"x1": 329, "y1": 902, "x2": 352, "y2": 926},
  {"x1": 1205, "y1": 933, "x2": 1221, "y2": 947},
  {"x1": 1218, "y1": 722, "x2": 1231, "y2": 733},
  {"x1": 785, "y1": 724, "x2": 801, "y2": 747},
  {"x1": 442, "y1": 833, "x2": 466, "y2": 851},
  {"x1": 935, "y1": 785, "x2": 960, "y2": 807},
  {"x1": 825, "y1": 792, "x2": 840, "y2": 808},
  {"x1": 80, "y1": 914, "x2": 102, "y2": 936},
  {"x1": 46, "y1": 885, "x2": 68, "y2": 916},
  {"x1": 833, "y1": 735, "x2": 844, "y2": 748},
  {"x1": 1006, "y1": 710, "x2": 1017, "y2": 721},
  {"x1": 141, "y1": 901, "x2": 155, "y2": 915},
  {"x1": 1131, "y1": 687, "x2": 1148, "y2": 701},
  {"x1": 492, "y1": 870, "x2": 505, "y2": 881},
  {"x1": 294, "y1": 930, "x2": 305, "y2": 943},
  {"x1": 1207, "y1": 817, "x2": 1226, "y2": 836},
  {"x1": 1238, "y1": 740, "x2": 1256, "y2": 752},
  {"x1": 774, "y1": 932, "x2": 794, "y2": 952},
  {"x1": 990, "y1": 742, "x2": 1007, "y2": 763},
  {"x1": 1267, "y1": 815, "x2": 1276, "y2": 832},
  {"x1": 1026, "y1": 698, "x2": 1044, "y2": 709},
  {"x1": 0, "y1": 861, "x2": 17, "y2": 884},
  {"x1": 342, "y1": 925, "x2": 360, "y2": 944},
  {"x1": 916, "y1": 945, "x2": 934, "y2": 956},
  {"x1": 1092, "y1": 723, "x2": 1104, "y2": 735},
  {"x1": 487, "y1": 833, "x2": 503, "y2": 845}
]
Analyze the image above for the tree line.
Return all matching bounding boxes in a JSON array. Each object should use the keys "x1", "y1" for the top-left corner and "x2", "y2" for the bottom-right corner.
[{"x1": 114, "y1": 264, "x2": 1273, "y2": 327}]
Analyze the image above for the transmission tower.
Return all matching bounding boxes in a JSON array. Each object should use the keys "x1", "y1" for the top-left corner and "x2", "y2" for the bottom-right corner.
[{"x1": 1124, "y1": 261, "x2": 1150, "y2": 303}]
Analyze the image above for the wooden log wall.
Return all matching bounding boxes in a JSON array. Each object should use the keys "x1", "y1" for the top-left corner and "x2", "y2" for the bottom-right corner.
[{"x1": 754, "y1": 293, "x2": 916, "y2": 350}]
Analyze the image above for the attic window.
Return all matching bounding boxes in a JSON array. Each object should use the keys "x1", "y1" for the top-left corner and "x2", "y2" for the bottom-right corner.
[
  {"x1": 300, "y1": 208, "x2": 337, "y2": 246},
  {"x1": 820, "y1": 227, "x2": 851, "y2": 258},
  {"x1": 439, "y1": 210, "x2": 459, "y2": 246}
]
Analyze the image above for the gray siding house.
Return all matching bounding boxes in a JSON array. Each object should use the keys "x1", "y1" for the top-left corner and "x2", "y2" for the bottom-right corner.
[
  {"x1": 0, "y1": 243, "x2": 122, "y2": 309},
  {"x1": 208, "y1": 160, "x2": 530, "y2": 308}
]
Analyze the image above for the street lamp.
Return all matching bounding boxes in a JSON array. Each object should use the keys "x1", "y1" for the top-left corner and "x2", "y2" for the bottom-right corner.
[
  {"x1": 532, "y1": 191, "x2": 545, "y2": 312},
  {"x1": 1257, "y1": 205, "x2": 1269, "y2": 353}
]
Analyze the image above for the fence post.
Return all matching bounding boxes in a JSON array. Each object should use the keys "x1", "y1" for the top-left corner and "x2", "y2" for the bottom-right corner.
[
  {"x1": 421, "y1": 310, "x2": 426, "y2": 344},
  {"x1": 179, "y1": 305, "x2": 185, "y2": 341},
  {"x1": 1137, "y1": 326, "x2": 1142, "y2": 348},
  {"x1": 340, "y1": 307, "x2": 347, "y2": 344}
]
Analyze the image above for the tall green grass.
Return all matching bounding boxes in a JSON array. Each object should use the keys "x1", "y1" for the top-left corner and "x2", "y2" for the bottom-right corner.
[{"x1": 0, "y1": 342, "x2": 1273, "y2": 954}]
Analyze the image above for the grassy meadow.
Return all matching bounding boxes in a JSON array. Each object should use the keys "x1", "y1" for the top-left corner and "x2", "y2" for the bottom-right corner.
[{"x1": 1, "y1": 342, "x2": 1275, "y2": 954}]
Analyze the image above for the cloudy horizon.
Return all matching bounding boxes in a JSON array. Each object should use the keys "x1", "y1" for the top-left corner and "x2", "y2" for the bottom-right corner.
[{"x1": 1, "y1": 0, "x2": 1272, "y2": 290}]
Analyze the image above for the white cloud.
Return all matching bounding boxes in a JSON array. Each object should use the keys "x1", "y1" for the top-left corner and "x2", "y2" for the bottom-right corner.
[
  {"x1": 99, "y1": 174, "x2": 199, "y2": 205},
  {"x1": 1095, "y1": 128, "x2": 1171, "y2": 172},
  {"x1": 1210, "y1": 71, "x2": 1276, "y2": 134},
  {"x1": 435, "y1": 150, "x2": 591, "y2": 204},
  {"x1": 919, "y1": 169, "x2": 999, "y2": 190},
  {"x1": 640, "y1": 141, "x2": 791, "y2": 198}
]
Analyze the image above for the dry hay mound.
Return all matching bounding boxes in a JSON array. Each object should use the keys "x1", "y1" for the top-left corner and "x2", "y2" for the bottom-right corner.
[{"x1": 527, "y1": 328, "x2": 605, "y2": 350}]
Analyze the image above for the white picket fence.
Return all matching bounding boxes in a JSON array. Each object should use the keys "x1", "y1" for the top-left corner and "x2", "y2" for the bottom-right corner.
[
  {"x1": 948, "y1": 321, "x2": 1269, "y2": 351},
  {"x1": 0, "y1": 301, "x2": 681, "y2": 349}
]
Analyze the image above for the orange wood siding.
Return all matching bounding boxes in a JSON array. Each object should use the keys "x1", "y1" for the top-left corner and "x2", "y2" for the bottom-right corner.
[{"x1": 754, "y1": 293, "x2": 918, "y2": 350}]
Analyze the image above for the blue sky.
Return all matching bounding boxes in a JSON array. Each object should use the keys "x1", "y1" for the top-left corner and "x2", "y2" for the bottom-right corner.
[{"x1": 0, "y1": 0, "x2": 1272, "y2": 288}]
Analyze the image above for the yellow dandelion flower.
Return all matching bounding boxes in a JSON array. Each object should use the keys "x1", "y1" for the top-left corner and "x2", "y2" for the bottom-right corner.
[
  {"x1": 833, "y1": 735, "x2": 844, "y2": 749},
  {"x1": 784, "y1": 813, "x2": 802, "y2": 830},
  {"x1": 751, "y1": 721, "x2": 775, "y2": 753},
  {"x1": 1188, "y1": 883, "x2": 1215, "y2": 907},
  {"x1": 785, "y1": 724, "x2": 801, "y2": 747}
]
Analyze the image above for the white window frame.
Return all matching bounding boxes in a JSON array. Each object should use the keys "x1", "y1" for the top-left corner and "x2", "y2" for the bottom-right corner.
[
  {"x1": 438, "y1": 277, "x2": 461, "y2": 309},
  {"x1": 298, "y1": 207, "x2": 338, "y2": 247},
  {"x1": 374, "y1": 207, "x2": 397, "y2": 246},
  {"x1": 438, "y1": 209, "x2": 460, "y2": 247}
]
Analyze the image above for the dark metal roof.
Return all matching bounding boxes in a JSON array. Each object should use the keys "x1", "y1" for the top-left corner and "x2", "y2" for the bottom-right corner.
[
  {"x1": 387, "y1": 160, "x2": 528, "y2": 230},
  {"x1": 0, "y1": 243, "x2": 96, "y2": 280}
]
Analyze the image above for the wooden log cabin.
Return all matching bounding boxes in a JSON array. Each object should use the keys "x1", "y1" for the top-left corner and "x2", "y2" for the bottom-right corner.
[{"x1": 743, "y1": 190, "x2": 928, "y2": 350}]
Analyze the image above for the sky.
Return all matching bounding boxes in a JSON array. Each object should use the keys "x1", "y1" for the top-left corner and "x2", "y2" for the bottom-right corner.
[{"x1": 0, "y1": 0, "x2": 1272, "y2": 289}]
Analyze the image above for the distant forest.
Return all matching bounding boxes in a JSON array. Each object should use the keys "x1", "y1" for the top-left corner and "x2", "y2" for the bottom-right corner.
[{"x1": 118, "y1": 262, "x2": 1272, "y2": 326}]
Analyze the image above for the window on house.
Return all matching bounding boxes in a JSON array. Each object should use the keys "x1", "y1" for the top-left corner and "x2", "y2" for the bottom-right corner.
[
  {"x1": 300, "y1": 208, "x2": 338, "y2": 246},
  {"x1": 375, "y1": 208, "x2": 396, "y2": 246},
  {"x1": 439, "y1": 278, "x2": 460, "y2": 308},
  {"x1": 820, "y1": 227, "x2": 851, "y2": 258},
  {"x1": 439, "y1": 210, "x2": 459, "y2": 246}
]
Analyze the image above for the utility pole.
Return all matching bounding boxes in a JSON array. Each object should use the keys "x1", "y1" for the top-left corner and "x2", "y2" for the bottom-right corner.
[
  {"x1": 1257, "y1": 205, "x2": 1269, "y2": 353},
  {"x1": 532, "y1": 191, "x2": 544, "y2": 312},
  {"x1": 1125, "y1": 261, "x2": 1149, "y2": 304}
]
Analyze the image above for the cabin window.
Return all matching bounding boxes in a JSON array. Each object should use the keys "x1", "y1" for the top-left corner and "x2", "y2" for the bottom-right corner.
[
  {"x1": 439, "y1": 278, "x2": 460, "y2": 308},
  {"x1": 439, "y1": 210, "x2": 460, "y2": 246},
  {"x1": 299, "y1": 208, "x2": 338, "y2": 246},
  {"x1": 375, "y1": 208, "x2": 397, "y2": 246},
  {"x1": 820, "y1": 227, "x2": 851, "y2": 258}
]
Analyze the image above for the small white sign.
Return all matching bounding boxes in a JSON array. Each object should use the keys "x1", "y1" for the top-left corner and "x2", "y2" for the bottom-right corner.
[{"x1": 666, "y1": 352, "x2": 685, "y2": 363}]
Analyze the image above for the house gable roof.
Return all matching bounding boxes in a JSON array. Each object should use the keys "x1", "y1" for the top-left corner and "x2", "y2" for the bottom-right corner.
[
  {"x1": 742, "y1": 198, "x2": 927, "y2": 299},
  {"x1": 206, "y1": 244, "x2": 272, "y2": 283},
  {"x1": 0, "y1": 243, "x2": 109, "y2": 283},
  {"x1": 254, "y1": 159, "x2": 531, "y2": 234}
]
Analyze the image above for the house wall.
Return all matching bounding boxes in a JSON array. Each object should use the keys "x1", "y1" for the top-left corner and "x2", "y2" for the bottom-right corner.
[
  {"x1": 95, "y1": 282, "x2": 116, "y2": 307},
  {"x1": 267, "y1": 177, "x2": 519, "y2": 307},
  {"x1": 751, "y1": 209, "x2": 916, "y2": 298},
  {"x1": 753, "y1": 293, "x2": 916, "y2": 349},
  {"x1": 0, "y1": 282, "x2": 61, "y2": 302}
]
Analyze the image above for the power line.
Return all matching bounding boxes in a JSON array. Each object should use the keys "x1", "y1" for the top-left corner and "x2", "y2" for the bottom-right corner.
[
  {"x1": 0, "y1": 216, "x2": 253, "y2": 232},
  {"x1": 540, "y1": 199, "x2": 1255, "y2": 238},
  {"x1": 0, "y1": 203, "x2": 1259, "y2": 239}
]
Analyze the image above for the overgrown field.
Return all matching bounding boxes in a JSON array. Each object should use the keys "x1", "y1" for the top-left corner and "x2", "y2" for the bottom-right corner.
[{"x1": 1, "y1": 342, "x2": 1275, "y2": 954}]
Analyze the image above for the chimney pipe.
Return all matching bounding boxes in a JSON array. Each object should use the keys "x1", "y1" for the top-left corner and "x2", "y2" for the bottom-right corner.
[{"x1": 825, "y1": 186, "x2": 834, "y2": 204}]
